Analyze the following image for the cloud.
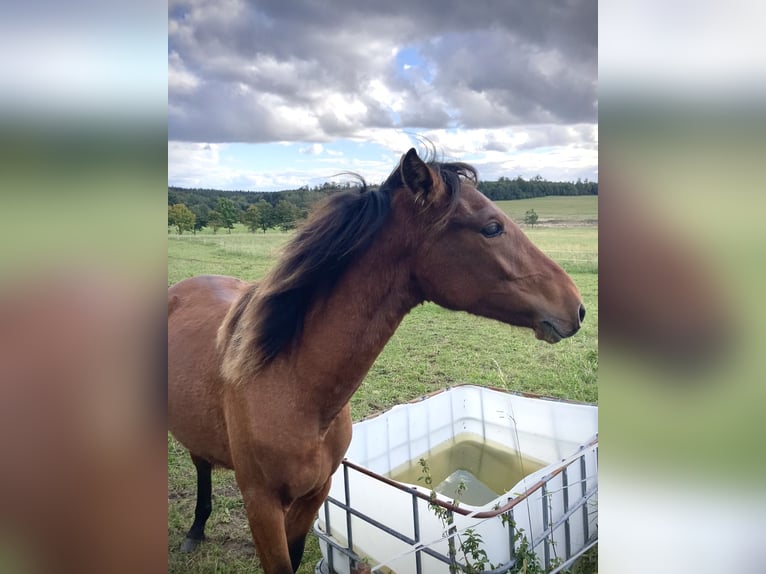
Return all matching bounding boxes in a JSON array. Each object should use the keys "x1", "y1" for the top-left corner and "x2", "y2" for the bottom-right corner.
[
  {"x1": 299, "y1": 143, "x2": 324, "y2": 155},
  {"x1": 168, "y1": 124, "x2": 597, "y2": 192},
  {"x1": 168, "y1": 139, "x2": 399, "y2": 191},
  {"x1": 168, "y1": 51, "x2": 200, "y2": 95},
  {"x1": 168, "y1": 141, "x2": 226, "y2": 188},
  {"x1": 168, "y1": 0, "x2": 596, "y2": 143}
]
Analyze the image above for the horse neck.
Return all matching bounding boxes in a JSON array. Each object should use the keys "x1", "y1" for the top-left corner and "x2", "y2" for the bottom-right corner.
[{"x1": 293, "y1": 216, "x2": 421, "y2": 427}]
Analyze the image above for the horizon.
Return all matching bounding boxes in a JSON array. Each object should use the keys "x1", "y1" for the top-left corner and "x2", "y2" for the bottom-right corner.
[{"x1": 168, "y1": 171, "x2": 598, "y2": 195}]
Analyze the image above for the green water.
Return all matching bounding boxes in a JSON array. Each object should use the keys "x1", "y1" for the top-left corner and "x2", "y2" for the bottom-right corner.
[{"x1": 387, "y1": 433, "x2": 547, "y2": 506}]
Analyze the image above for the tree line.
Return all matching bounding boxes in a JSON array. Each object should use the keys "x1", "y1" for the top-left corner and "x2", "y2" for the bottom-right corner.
[
  {"x1": 168, "y1": 176, "x2": 596, "y2": 234},
  {"x1": 168, "y1": 197, "x2": 304, "y2": 235},
  {"x1": 478, "y1": 175, "x2": 597, "y2": 201}
]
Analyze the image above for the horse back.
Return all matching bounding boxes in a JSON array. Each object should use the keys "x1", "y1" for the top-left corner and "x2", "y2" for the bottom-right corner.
[
  {"x1": 168, "y1": 274, "x2": 247, "y2": 313},
  {"x1": 167, "y1": 275, "x2": 250, "y2": 467}
]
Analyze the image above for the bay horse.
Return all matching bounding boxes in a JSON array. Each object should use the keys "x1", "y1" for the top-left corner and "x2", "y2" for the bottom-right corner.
[{"x1": 168, "y1": 149, "x2": 585, "y2": 573}]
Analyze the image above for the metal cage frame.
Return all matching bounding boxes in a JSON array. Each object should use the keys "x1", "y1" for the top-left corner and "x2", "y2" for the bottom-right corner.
[{"x1": 315, "y1": 436, "x2": 598, "y2": 574}]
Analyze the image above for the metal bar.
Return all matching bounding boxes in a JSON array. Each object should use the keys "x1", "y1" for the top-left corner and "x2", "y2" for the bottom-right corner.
[
  {"x1": 562, "y1": 467, "x2": 571, "y2": 560},
  {"x1": 323, "y1": 495, "x2": 472, "y2": 571},
  {"x1": 343, "y1": 464, "x2": 354, "y2": 551},
  {"x1": 548, "y1": 538, "x2": 598, "y2": 574},
  {"x1": 319, "y1": 483, "x2": 597, "y2": 574},
  {"x1": 541, "y1": 482, "x2": 550, "y2": 569},
  {"x1": 507, "y1": 508, "x2": 515, "y2": 564},
  {"x1": 447, "y1": 509, "x2": 458, "y2": 574},
  {"x1": 317, "y1": 423, "x2": 598, "y2": 574},
  {"x1": 525, "y1": 485, "x2": 598, "y2": 549},
  {"x1": 325, "y1": 496, "x2": 413, "y2": 545},
  {"x1": 412, "y1": 490, "x2": 422, "y2": 574},
  {"x1": 340, "y1": 439, "x2": 597, "y2": 519},
  {"x1": 312, "y1": 522, "x2": 364, "y2": 569},
  {"x1": 580, "y1": 454, "x2": 589, "y2": 543},
  {"x1": 323, "y1": 500, "x2": 334, "y2": 573}
]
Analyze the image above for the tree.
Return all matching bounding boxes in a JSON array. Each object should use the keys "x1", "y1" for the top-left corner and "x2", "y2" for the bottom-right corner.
[
  {"x1": 208, "y1": 210, "x2": 222, "y2": 234},
  {"x1": 216, "y1": 198, "x2": 238, "y2": 233},
  {"x1": 168, "y1": 203, "x2": 196, "y2": 235},
  {"x1": 191, "y1": 204, "x2": 209, "y2": 234},
  {"x1": 243, "y1": 205, "x2": 258, "y2": 233},
  {"x1": 247, "y1": 199, "x2": 274, "y2": 233},
  {"x1": 273, "y1": 199, "x2": 300, "y2": 231},
  {"x1": 524, "y1": 208, "x2": 539, "y2": 227}
]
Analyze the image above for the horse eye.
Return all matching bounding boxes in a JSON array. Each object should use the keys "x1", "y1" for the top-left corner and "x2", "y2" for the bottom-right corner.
[{"x1": 480, "y1": 222, "x2": 504, "y2": 238}]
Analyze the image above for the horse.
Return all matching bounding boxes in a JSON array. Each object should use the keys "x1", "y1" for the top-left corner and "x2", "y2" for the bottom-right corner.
[{"x1": 167, "y1": 148, "x2": 585, "y2": 574}]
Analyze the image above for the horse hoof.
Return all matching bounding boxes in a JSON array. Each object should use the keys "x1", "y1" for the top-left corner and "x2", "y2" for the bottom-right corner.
[{"x1": 180, "y1": 537, "x2": 202, "y2": 553}]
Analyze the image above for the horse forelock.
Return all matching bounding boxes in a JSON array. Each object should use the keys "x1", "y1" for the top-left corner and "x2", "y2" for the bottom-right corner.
[
  {"x1": 220, "y1": 158, "x2": 479, "y2": 383},
  {"x1": 430, "y1": 161, "x2": 477, "y2": 227}
]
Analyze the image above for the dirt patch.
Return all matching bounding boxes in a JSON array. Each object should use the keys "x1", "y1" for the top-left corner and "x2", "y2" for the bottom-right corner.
[
  {"x1": 220, "y1": 534, "x2": 255, "y2": 554},
  {"x1": 215, "y1": 473, "x2": 242, "y2": 497}
]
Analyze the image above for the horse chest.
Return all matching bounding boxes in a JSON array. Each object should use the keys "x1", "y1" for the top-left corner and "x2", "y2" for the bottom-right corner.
[{"x1": 286, "y1": 420, "x2": 352, "y2": 497}]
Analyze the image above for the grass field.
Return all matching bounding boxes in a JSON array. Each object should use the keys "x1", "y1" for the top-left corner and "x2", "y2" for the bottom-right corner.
[
  {"x1": 168, "y1": 195, "x2": 598, "y2": 573},
  {"x1": 496, "y1": 196, "x2": 598, "y2": 223}
]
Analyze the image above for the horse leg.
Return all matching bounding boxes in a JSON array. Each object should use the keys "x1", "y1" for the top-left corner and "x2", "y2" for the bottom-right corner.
[
  {"x1": 285, "y1": 479, "x2": 332, "y2": 572},
  {"x1": 238, "y1": 482, "x2": 294, "y2": 574},
  {"x1": 180, "y1": 454, "x2": 213, "y2": 552}
]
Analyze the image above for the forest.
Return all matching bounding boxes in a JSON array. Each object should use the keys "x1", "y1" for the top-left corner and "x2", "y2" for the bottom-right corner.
[{"x1": 168, "y1": 176, "x2": 597, "y2": 234}]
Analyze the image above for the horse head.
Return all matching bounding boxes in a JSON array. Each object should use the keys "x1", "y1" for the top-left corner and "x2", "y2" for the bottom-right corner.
[{"x1": 394, "y1": 148, "x2": 584, "y2": 343}]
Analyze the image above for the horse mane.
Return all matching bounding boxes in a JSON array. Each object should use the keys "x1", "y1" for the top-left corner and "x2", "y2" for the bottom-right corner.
[{"x1": 218, "y1": 155, "x2": 478, "y2": 384}]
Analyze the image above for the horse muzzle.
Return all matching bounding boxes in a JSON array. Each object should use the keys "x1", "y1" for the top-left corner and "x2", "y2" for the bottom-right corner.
[{"x1": 535, "y1": 304, "x2": 585, "y2": 343}]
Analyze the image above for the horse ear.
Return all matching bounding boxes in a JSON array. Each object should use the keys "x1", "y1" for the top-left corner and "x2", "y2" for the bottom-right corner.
[{"x1": 400, "y1": 148, "x2": 434, "y2": 196}]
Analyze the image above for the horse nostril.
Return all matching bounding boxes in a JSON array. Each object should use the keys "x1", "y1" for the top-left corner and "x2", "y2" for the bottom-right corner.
[{"x1": 578, "y1": 303, "x2": 586, "y2": 323}]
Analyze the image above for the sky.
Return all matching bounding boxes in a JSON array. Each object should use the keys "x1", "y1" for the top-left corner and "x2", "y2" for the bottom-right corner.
[{"x1": 168, "y1": 0, "x2": 597, "y2": 191}]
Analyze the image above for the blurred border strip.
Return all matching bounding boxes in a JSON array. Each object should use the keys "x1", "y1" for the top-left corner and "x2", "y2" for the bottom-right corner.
[
  {"x1": 0, "y1": 2, "x2": 168, "y2": 573},
  {"x1": 600, "y1": 1, "x2": 766, "y2": 573}
]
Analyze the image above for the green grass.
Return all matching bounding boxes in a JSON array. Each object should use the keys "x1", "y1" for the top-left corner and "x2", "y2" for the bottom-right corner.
[
  {"x1": 496, "y1": 196, "x2": 598, "y2": 223},
  {"x1": 168, "y1": 227, "x2": 289, "y2": 284},
  {"x1": 168, "y1": 196, "x2": 598, "y2": 573}
]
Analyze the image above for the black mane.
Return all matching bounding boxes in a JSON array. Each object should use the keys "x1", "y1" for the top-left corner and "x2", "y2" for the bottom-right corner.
[{"x1": 220, "y1": 156, "x2": 478, "y2": 377}]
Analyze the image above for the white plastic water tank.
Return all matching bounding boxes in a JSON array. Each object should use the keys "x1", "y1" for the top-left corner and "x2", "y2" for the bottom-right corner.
[{"x1": 316, "y1": 385, "x2": 598, "y2": 573}]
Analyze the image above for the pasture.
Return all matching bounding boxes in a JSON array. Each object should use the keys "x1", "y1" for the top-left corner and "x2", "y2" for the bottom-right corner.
[{"x1": 168, "y1": 195, "x2": 598, "y2": 573}]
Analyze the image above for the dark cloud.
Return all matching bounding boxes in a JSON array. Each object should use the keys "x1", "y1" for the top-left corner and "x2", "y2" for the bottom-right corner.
[{"x1": 169, "y1": 0, "x2": 596, "y2": 142}]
